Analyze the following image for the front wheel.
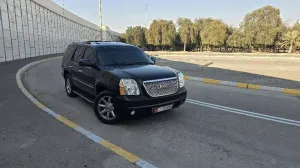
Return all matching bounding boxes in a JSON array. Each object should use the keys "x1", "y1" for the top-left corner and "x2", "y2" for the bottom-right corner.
[
  {"x1": 65, "y1": 75, "x2": 76, "y2": 97},
  {"x1": 93, "y1": 91, "x2": 120, "y2": 124}
]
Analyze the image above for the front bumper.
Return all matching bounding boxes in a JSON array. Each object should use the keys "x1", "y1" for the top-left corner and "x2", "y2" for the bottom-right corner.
[{"x1": 113, "y1": 87, "x2": 187, "y2": 112}]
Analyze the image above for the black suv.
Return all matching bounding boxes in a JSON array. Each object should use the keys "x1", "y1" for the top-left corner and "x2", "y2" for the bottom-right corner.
[{"x1": 61, "y1": 41, "x2": 187, "y2": 124}]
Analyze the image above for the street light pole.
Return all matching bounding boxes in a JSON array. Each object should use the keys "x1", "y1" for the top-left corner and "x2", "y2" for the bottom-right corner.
[
  {"x1": 62, "y1": 0, "x2": 65, "y2": 15},
  {"x1": 99, "y1": 0, "x2": 103, "y2": 41},
  {"x1": 145, "y1": 4, "x2": 147, "y2": 28}
]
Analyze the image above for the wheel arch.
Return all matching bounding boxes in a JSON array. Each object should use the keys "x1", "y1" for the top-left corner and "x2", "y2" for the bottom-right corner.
[
  {"x1": 63, "y1": 70, "x2": 69, "y2": 79},
  {"x1": 95, "y1": 82, "x2": 119, "y2": 95}
]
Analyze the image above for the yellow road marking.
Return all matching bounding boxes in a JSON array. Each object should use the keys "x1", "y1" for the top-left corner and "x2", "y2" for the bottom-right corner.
[
  {"x1": 283, "y1": 88, "x2": 300, "y2": 95},
  {"x1": 100, "y1": 140, "x2": 140, "y2": 163},
  {"x1": 56, "y1": 115, "x2": 78, "y2": 128},
  {"x1": 237, "y1": 83, "x2": 248, "y2": 88},
  {"x1": 184, "y1": 76, "x2": 190, "y2": 80},
  {"x1": 23, "y1": 90, "x2": 30, "y2": 95},
  {"x1": 203, "y1": 78, "x2": 219, "y2": 84},
  {"x1": 248, "y1": 84, "x2": 260, "y2": 90},
  {"x1": 35, "y1": 101, "x2": 46, "y2": 109}
]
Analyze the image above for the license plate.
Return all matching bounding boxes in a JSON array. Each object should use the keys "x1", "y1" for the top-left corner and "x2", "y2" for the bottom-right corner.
[{"x1": 153, "y1": 104, "x2": 173, "y2": 113}]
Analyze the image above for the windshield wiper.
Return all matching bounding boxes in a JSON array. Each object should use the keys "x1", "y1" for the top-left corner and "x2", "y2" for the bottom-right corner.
[
  {"x1": 104, "y1": 63, "x2": 125, "y2": 67},
  {"x1": 126, "y1": 62, "x2": 154, "y2": 65},
  {"x1": 105, "y1": 62, "x2": 153, "y2": 66}
]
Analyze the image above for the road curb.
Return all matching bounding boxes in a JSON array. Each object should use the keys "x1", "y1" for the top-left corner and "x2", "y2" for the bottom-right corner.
[
  {"x1": 16, "y1": 57, "x2": 158, "y2": 168},
  {"x1": 184, "y1": 76, "x2": 300, "y2": 96}
]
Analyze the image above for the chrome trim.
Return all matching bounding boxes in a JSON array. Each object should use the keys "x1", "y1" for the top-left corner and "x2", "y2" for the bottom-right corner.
[
  {"x1": 72, "y1": 77, "x2": 94, "y2": 89},
  {"x1": 143, "y1": 77, "x2": 178, "y2": 84},
  {"x1": 142, "y1": 77, "x2": 179, "y2": 97},
  {"x1": 73, "y1": 91, "x2": 94, "y2": 104}
]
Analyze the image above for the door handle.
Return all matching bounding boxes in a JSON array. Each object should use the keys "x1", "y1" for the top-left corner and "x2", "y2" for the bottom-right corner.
[{"x1": 78, "y1": 70, "x2": 83, "y2": 72}]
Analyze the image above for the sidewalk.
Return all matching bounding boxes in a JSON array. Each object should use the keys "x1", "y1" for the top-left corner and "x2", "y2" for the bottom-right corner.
[
  {"x1": 147, "y1": 51, "x2": 300, "y2": 58},
  {"x1": 156, "y1": 58, "x2": 300, "y2": 90}
]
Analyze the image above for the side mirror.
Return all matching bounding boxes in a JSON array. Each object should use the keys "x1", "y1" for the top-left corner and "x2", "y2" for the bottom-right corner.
[
  {"x1": 79, "y1": 59, "x2": 95, "y2": 67},
  {"x1": 150, "y1": 56, "x2": 156, "y2": 64}
]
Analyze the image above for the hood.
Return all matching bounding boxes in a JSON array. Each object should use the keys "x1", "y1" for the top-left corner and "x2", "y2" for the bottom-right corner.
[{"x1": 105, "y1": 65, "x2": 178, "y2": 81}]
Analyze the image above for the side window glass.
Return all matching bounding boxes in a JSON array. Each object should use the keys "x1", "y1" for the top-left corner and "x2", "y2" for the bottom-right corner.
[
  {"x1": 62, "y1": 45, "x2": 71, "y2": 62},
  {"x1": 67, "y1": 46, "x2": 77, "y2": 60},
  {"x1": 64, "y1": 45, "x2": 71, "y2": 55},
  {"x1": 73, "y1": 47, "x2": 86, "y2": 63},
  {"x1": 83, "y1": 48, "x2": 95, "y2": 63}
]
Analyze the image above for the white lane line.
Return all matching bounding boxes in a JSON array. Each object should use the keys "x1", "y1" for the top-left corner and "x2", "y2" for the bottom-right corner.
[{"x1": 186, "y1": 99, "x2": 300, "y2": 127}]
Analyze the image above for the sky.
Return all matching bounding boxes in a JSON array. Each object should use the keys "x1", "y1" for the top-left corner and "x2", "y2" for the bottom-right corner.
[{"x1": 53, "y1": 0, "x2": 300, "y2": 33}]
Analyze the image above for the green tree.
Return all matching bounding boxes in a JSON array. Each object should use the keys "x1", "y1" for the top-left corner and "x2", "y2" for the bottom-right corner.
[
  {"x1": 177, "y1": 18, "x2": 194, "y2": 51},
  {"x1": 119, "y1": 33, "x2": 126, "y2": 43},
  {"x1": 292, "y1": 20, "x2": 300, "y2": 32},
  {"x1": 193, "y1": 18, "x2": 205, "y2": 51},
  {"x1": 227, "y1": 28, "x2": 247, "y2": 51},
  {"x1": 200, "y1": 18, "x2": 228, "y2": 51},
  {"x1": 133, "y1": 26, "x2": 147, "y2": 47},
  {"x1": 161, "y1": 20, "x2": 176, "y2": 49},
  {"x1": 281, "y1": 30, "x2": 300, "y2": 53},
  {"x1": 125, "y1": 26, "x2": 134, "y2": 44},
  {"x1": 147, "y1": 19, "x2": 176, "y2": 50},
  {"x1": 147, "y1": 20, "x2": 161, "y2": 47},
  {"x1": 241, "y1": 5, "x2": 283, "y2": 52},
  {"x1": 124, "y1": 26, "x2": 147, "y2": 47}
]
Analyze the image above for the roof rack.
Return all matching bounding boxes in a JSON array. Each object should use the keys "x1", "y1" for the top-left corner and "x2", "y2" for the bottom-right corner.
[
  {"x1": 72, "y1": 41, "x2": 128, "y2": 46},
  {"x1": 76, "y1": 40, "x2": 114, "y2": 44}
]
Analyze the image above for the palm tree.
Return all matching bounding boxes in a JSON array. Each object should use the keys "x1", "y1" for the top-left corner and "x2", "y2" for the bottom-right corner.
[{"x1": 281, "y1": 30, "x2": 300, "y2": 53}]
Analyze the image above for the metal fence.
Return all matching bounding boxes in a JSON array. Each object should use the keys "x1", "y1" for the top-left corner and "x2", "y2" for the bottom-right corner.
[{"x1": 0, "y1": 0, "x2": 117, "y2": 62}]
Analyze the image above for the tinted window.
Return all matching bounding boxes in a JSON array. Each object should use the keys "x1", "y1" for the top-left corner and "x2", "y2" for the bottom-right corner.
[
  {"x1": 66, "y1": 45, "x2": 77, "y2": 59},
  {"x1": 96, "y1": 46, "x2": 153, "y2": 66},
  {"x1": 64, "y1": 45, "x2": 72, "y2": 55},
  {"x1": 62, "y1": 45, "x2": 72, "y2": 63},
  {"x1": 83, "y1": 47, "x2": 95, "y2": 63},
  {"x1": 73, "y1": 46, "x2": 86, "y2": 63}
]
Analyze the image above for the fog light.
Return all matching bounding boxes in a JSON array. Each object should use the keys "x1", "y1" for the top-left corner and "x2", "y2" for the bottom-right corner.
[{"x1": 131, "y1": 111, "x2": 135, "y2": 115}]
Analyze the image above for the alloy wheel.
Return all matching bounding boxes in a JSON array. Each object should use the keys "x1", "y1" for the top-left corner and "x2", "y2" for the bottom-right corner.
[
  {"x1": 97, "y1": 96, "x2": 116, "y2": 120},
  {"x1": 66, "y1": 78, "x2": 72, "y2": 94}
]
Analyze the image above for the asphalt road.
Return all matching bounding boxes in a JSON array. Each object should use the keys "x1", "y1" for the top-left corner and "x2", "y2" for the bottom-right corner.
[
  {"x1": 23, "y1": 58, "x2": 300, "y2": 168},
  {"x1": 0, "y1": 55, "x2": 137, "y2": 168},
  {"x1": 155, "y1": 55, "x2": 300, "y2": 89}
]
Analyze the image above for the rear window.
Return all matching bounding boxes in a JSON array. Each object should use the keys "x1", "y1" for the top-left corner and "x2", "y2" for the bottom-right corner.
[{"x1": 96, "y1": 46, "x2": 152, "y2": 66}]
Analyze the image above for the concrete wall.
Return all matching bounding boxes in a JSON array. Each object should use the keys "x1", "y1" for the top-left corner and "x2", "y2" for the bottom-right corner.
[{"x1": 0, "y1": 0, "x2": 120, "y2": 62}]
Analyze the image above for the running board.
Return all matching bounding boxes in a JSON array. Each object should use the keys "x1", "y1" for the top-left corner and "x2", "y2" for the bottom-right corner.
[{"x1": 73, "y1": 90, "x2": 94, "y2": 104}]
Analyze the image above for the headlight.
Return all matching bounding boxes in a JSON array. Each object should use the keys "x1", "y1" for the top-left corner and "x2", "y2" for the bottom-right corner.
[
  {"x1": 178, "y1": 72, "x2": 184, "y2": 88},
  {"x1": 119, "y1": 79, "x2": 140, "y2": 95}
]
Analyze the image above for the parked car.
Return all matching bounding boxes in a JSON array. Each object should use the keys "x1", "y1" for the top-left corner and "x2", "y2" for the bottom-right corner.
[{"x1": 61, "y1": 41, "x2": 187, "y2": 124}]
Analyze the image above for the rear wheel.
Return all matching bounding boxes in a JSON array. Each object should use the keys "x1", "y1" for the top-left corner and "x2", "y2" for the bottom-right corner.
[
  {"x1": 65, "y1": 75, "x2": 76, "y2": 97},
  {"x1": 94, "y1": 91, "x2": 120, "y2": 124}
]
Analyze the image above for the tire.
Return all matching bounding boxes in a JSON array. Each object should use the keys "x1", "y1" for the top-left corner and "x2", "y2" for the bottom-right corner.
[
  {"x1": 93, "y1": 91, "x2": 121, "y2": 124},
  {"x1": 65, "y1": 75, "x2": 77, "y2": 97}
]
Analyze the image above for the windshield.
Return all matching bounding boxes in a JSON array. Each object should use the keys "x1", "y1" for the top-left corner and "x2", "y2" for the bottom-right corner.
[{"x1": 97, "y1": 46, "x2": 153, "y2": 66}]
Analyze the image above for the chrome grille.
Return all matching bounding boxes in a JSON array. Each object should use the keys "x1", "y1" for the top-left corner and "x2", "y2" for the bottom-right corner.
[{"x1": 143, "y1": 77, "x2": 178, "y2": 97}]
